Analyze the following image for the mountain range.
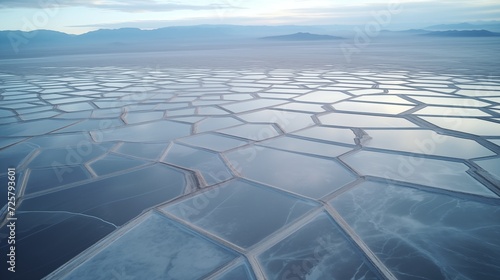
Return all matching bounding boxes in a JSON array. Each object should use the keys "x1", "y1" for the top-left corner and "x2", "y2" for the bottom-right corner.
[
  {"x1": 421, "y1": 30, "x2": 500, "y2": 37},
  {"x1": 425, "y1": 21, "x2": 500, "y2": 32},
  {"x1": 2, "y1": 23, "x2": 500, "y2": 59}
]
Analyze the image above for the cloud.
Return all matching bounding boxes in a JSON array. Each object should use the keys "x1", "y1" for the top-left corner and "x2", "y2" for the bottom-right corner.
[
  {"x1": 0, "y1": 0, "x2": 240, "y2": 12},
  {"x1": 70, "y1": 20, "x2": 198, "y2": 29},
  {"x1": 69, "y1": 16, "x2": 303, "y2": 30},
  {"x1": 281, "y1": 1, "x2": 500, "y2": 27}
]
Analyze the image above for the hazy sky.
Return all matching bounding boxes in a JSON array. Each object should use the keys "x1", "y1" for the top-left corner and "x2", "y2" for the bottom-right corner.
[{"x1": 1, "y1": 0, "x2": 499, "y2": 34}]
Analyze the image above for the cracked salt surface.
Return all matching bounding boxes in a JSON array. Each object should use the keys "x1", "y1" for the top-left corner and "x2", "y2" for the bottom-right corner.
[{"x1": 0, "y1": 64, "x2": 499, "y2": 280}]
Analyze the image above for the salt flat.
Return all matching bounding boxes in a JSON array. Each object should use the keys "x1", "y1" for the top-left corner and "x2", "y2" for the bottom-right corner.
[{"x1": 0, "y1": 38, "x2": 499, "y2": 279}]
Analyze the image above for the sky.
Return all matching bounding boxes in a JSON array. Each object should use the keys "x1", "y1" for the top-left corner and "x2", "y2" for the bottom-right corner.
[{"x1": 0, "y1": 0, "x2": 499, "y2": 34}]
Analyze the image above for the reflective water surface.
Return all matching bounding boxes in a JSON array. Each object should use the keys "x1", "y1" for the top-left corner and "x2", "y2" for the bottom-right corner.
[
  {"x1": 330, "y1": 181, "x2": 500, "y2": 280},
  {"x1": 163, "y1": 179, "x2": 318, "y2": 248},
  {"x1": 258, "y1": 212, "x2": 378, "y2": 279},
  {"x1": 341, "y1": 150, "x2": 496, "y2": 197},
  {"x1": 226, "y1": 146, "x2": 357, "y2": 199},
  {"x1": 56, "y1": 212, "x2": 237, "y2": 279},
  {"x1": 1, "y1": 67, "x2": 499, "y2": 280}
]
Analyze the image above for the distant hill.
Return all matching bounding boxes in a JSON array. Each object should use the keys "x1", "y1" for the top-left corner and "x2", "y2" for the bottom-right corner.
[
  {"x1": 0, "y1": 29, "x2": 75, "y2": 45},
  {"x1": 421, "y1": 30, "x2": 500, "y2": 37},
  {"x1": 389, "y1": 29, "x2": 429, "y2": 34},
  {"x1": 261, "y1": 32, "x2": 344, "y2": 41},
  {"x1": 426, "y1": 22, "x2": 500, "y2": 32},
  {"x1": 426, "y1": 23, "x2": 477, "y2": 30}
]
